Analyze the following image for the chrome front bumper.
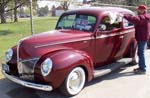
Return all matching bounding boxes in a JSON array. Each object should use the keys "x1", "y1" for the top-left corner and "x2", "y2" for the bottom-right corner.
[{"x1": 2, "y1": 68, "x2": 53, "y2": 91}]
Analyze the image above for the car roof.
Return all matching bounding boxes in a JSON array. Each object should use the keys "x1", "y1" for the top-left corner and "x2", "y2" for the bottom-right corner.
[{"x1": 63, "y1": 7, "x2": 135, "y2": 16}]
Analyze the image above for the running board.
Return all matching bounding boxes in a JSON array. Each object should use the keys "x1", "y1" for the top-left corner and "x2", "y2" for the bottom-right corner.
[{"x1": 94, "y1": 58, "x2": 132, "y2": 78}]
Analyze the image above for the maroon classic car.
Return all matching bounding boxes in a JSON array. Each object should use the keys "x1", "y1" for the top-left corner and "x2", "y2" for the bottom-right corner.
[{"x1": 2, "y1": 7, "x2": 137, "y2": 96}]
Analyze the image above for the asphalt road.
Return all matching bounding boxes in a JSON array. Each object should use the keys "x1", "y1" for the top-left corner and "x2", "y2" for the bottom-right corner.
[{"x1": 0, "y1": 50, "x2": 150, "y2": 98}]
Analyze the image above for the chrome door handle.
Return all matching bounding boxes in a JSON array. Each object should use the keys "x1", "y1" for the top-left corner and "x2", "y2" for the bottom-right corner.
[
  {"x1": 119, "y1": 36, "x2": 124, "y2": 38},
  {"x1": 83, "y1": 41, "x2": 88, "y2": 43}
]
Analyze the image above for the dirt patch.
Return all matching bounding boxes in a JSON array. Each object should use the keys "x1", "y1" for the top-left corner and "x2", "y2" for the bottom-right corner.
[{"x1": 0, "y1": 68, "x2": 4, "y2": 79}]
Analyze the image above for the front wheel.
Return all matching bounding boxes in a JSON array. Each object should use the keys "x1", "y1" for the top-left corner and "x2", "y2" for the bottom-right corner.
[{"x1": 60, "y1": 67, "x2": 86, "y2": 96}]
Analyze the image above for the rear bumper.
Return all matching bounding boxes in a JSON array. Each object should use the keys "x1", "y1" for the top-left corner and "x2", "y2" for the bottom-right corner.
[{"x1": 2, "y1": 64, "x2": 53, "y2": 91}]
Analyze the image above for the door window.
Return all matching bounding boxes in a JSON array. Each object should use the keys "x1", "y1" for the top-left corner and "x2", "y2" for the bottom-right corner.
[
  {"x1": 99, "y1": 16, "x2": 121, "y2": 31},
  {"x1": 58, "y1": 14, "x2": 76, "y2": 29},
  {"x1": 57, "y1": 14, "x2": 96, "y2": 32}
]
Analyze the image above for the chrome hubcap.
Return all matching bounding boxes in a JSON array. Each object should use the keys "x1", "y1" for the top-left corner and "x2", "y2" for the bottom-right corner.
[{"x1": 67, "y1": 67, "x2": 85, "y2": 95}]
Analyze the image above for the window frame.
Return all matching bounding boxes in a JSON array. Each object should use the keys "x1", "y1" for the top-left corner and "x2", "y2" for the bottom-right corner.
[
  {"x1": 98, "y1": 15, "x2": 122, "y2": 33},
  {"x1": 123, "y1": 18, "x2": 134, "y2": 29},
  {"x1": 56, "y1": 13, "x2": 97, "y2": 32}
]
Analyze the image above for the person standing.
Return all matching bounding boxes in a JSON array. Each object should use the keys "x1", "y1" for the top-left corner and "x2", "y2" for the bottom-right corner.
[{"x1": 119, "y1": 5, "x2": 150, "y2": 74}]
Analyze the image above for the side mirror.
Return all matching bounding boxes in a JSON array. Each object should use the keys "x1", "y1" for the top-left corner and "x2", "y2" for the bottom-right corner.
[{"x1": 99, "y1": 24, "x2": 106, "y2": 31}]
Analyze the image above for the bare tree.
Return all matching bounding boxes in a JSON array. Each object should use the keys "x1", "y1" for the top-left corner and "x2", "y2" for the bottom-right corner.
[
  {"x1": 60, "y1": 0, "x2": 79, "y2": 10},
  {"x1": 0, "y1": 0, "x2": 37, "y2": 23},
  {"x1": 0, "y1": 0, "x2": 11, "y2": 23},
  {"x1": 61, "y1": 1, "x2": 70, "y2": 10},
  {"x1": 14, "y1": 0, "x2": 18, "y2": 22}
]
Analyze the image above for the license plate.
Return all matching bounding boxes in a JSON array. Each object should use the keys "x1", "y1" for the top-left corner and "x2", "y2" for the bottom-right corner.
[{"x1": 2, "y1": 64, "x2": 9, "y2": 73}]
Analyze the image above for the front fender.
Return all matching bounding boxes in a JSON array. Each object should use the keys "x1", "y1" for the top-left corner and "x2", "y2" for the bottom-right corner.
[{"x1": 34, "y1": 49, "x2": 94, "y2": 89}]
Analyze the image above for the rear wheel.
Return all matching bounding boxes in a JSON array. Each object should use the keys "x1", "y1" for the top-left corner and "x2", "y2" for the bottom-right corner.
[
  {"x1": 126, "y1": 42, "x2": 138, "y2": 65},
  {"x1": 60, "y1": 67, "x2": 86, "y2": 96}
]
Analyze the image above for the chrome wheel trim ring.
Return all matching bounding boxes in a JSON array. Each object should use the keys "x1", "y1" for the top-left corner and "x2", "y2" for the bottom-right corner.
[{"x1": 66, "y1": 67, "x2": 86, "y2": 95}]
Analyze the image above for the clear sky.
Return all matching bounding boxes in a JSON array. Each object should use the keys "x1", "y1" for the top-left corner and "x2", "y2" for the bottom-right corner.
[
  {"x1": 37, "y1": 1, "x2": 59, "y2": 9},
  {"x1": 37, "y1": 0, "x2": 90, "y2": 9}
]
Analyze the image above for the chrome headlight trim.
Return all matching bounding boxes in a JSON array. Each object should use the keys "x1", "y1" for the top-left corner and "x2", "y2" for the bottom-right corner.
[
  {"x1": 41, "y1": 58, "x2": 53, "y2": 76},
  {"x1": 5, "y1": 48, "x2": 13, "y2": 62}
]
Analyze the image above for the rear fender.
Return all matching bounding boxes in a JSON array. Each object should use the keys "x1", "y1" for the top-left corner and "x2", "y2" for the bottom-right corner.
[{"x1": 125, "y1": 39, "x2": 137, "y2": 58}]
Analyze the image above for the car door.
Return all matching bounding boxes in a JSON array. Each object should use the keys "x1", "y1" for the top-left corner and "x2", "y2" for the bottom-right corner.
[
  {"x1": 95, "y1": 15, "x2": 123, "y2": 67},
  {"x1": 114, "y1": 18, "x2": 135, "y2": 58}
]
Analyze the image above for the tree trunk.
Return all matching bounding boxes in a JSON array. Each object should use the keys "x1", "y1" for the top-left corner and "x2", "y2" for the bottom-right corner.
[
  {"x1": 14, "y1": 0, "x2": 18, "y2": 22},
  {"x1": 0, "y1": 5, "x2": 6, "y2": 23},
  {"x1": 14, "y1": 8, "x2": 18, "y2": 22},
  {"x1": 61, "y1": 1, "x2": 69, "y2": 10}
]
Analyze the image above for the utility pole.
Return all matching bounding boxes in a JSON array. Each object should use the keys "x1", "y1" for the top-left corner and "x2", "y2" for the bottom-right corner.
[{"x1": 30, "y1": 0, "x2": 34, "y2": 35}]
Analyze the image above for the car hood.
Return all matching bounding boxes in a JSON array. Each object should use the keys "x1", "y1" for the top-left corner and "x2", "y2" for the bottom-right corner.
[{"x1": 18, "y1": 29, "x2": 91, "y2": 60}]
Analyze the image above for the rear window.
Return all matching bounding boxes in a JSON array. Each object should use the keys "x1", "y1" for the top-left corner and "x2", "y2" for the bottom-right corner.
[{"x1": 123, "y1": 18, "x2": 134, "y2": 28}]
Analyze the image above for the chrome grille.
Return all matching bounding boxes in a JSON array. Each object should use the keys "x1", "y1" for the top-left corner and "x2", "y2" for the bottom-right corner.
[
  {"x1": 20, "y1": 74, "x2": 34, "y2": 81},
  {"x1": 18, "y1": 58, "x2": 39, "y2": 80},
  {"x1": 16, "y1": 36, "x2": 37, "y2": 81}
]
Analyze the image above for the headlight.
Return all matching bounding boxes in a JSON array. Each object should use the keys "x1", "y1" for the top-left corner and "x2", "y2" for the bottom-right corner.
[
  {"x1": 5, "y1": 48, "x2": 13, "y2": 62},
  {"x1": 41, "y1": 58, "x2": 53, "y2": 76}
]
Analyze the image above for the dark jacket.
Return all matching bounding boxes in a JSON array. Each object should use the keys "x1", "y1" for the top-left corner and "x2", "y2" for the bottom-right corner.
[{"x1": 124, "y1": 13, "x2": 150, "y2": 41}]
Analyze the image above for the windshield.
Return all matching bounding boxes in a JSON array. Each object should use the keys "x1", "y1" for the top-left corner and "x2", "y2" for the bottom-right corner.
[{"x1": 56, "y1": 14, "x2": 96, "y2": 32}]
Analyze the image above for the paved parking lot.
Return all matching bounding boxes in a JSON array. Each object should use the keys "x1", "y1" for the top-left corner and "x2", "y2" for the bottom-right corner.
[{"x1": 0, "y1": 50, "x2": 150, "y2": 98}]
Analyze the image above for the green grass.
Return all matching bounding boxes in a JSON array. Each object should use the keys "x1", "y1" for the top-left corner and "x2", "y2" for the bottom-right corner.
[
  {"x1": 0, "y1": 17, "x2": 58, "y2": 64},
  {"x1": 0, "y1": 17, "x2": 58, "y2": 78}
]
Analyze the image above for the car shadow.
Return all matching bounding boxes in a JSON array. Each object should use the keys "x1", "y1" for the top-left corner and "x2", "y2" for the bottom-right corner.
[
  {"x1": 7, "y1": 87, "x2": 71, "y2": 98},
  {"x1": 0, "y1": 78, "x2": 71, "y2": 98},
  {"x1": 86, "y1": 64, "x2": 141, "y2": 86},
  {"x1": 0, "y1": 64, "x2": 140, "y2": 98},
  {"x1": 7, "y1": 87, "x2": 41, "y2": 98}
]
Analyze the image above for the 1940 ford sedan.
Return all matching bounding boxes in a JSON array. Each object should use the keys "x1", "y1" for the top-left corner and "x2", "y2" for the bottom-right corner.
[{"x1": 2, "y1": 7, "x2": 137, "y2": 96}]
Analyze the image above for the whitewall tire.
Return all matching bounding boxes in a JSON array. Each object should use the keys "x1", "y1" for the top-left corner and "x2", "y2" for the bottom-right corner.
[{"x1": 60, "y1": 67, "x2": 86, "y2": 96}]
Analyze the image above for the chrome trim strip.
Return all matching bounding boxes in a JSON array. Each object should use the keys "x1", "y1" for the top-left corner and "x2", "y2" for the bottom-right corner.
[
  {"x1": 17, "y1": 36, "x2": 33, "y2": 74},
  {"x1": 35, "y1": 29, "x2": 135, "y2": 48},
  {"x1": 20, "y1": 58, "x2": 39, "y2": 63},
  {"x1": 17, "y1": 37, "x2": 30, "y2": 63},
  {"x1": 96, "y1": 29, "x2": 135, "y2": 39},
  {"x1": 2, "y1": 70, "x2": 53, "y2": 91},
  {"x1": 17, "y1": 35, "x2": 32, "y2": 63},
  {"x1": 17, "y1": 40, "x2": 21, "y2": 74},
  {"x1": 17, "y1": 41, "x2": 20, "y2": 64},
  {"x1": 34, "y1": 37, "x2": 92, "y2": 48}
]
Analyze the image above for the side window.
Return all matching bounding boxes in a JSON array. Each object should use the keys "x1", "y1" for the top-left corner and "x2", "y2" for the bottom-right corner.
[
  {"x1": 123, "y1": 18, "x2": 134, "y2": 28},
  {"x1": 74, "y1": 15, "x2": 96, "y2": 32},
  {"x1": 58, "y1": 14, "x2": 76, "y2": 29},
  {"x1": 99, "y1": 16, "x2": 121, "y2": 31},
  {"x1": 88, "y1": 16, "x2": 96, "y2": 25},
  {"x1": 57, "y1": 14, "x2": 96, "y2": 32}
]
